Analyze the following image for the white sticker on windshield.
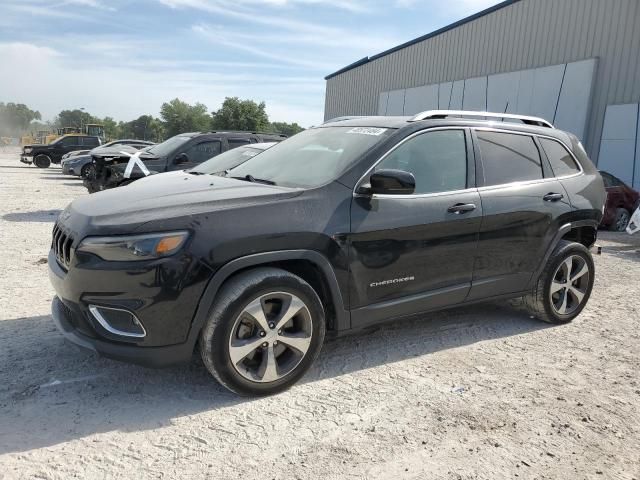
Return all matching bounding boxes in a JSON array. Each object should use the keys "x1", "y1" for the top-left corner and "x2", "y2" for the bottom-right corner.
[{"x1": 346, "y1": 127, "x2": 387, "y2": 136}]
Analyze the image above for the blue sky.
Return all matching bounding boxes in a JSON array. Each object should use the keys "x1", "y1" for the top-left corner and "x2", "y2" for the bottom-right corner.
[{"x1": 0, "y1": 0, "x2": 500, "y2": 127}]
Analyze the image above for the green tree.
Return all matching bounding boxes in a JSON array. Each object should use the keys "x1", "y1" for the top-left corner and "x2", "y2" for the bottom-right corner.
[
  {"x1": 56, "y1": 109, "x2": 96, "y2": 130},
  {"x1": 269, "y1": 121, "x2": 304, "y2": 137},
  {"x1": 0, "y1": 102, "x2": 42, "y2": 136},
  {"x1": 160, "y1": 98, "x2": 210, "y2": 137},
  {"x1": 211, "y1": 97, "x2": 270, "y2": 132},
  {"x1": 102, "y1": 116, "x2": 118, "y2": 140}
]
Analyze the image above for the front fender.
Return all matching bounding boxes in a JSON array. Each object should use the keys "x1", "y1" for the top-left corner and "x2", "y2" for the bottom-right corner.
[{"x1": 185, "y1": 250, "x2": 350, "y2": 348}]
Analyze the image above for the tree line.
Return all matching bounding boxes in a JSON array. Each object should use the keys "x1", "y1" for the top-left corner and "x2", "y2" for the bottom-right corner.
[{"x1": 0, "y1": 97, "x2": 305, "y2": 141}]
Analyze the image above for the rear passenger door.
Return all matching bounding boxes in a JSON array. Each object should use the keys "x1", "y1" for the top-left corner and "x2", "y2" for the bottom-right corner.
[
  {"x1": 467, "y1": 129, "x2": 572, "y2": 300},
  {"x1": 169, "y1": 139, "x2": 222, "y2": 171},
  {"x1": 227, "y1": 138, "x2": 252, "y2": 150}
]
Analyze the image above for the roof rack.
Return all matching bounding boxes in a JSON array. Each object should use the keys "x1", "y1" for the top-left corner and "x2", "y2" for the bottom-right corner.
[
  {"x1": 206, "y1": 131, "x2": 288, "y2": 137},
  {"x1": 410, "y1": 110, "x2": 554, "y2": 128},
  {"x1": 322, "y1": 116, "x2": 366, "y2": 125}
]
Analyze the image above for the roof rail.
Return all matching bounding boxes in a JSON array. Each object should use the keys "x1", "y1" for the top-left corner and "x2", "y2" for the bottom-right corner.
[
  {"x1": 410, "y1": 110, "x2": 554, "y2": 128},
  {"x1": 322, "y1": 116, "x2": 366, "y2": 125}
]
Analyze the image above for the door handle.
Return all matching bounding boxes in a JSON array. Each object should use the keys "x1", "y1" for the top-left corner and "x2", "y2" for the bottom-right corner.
[
  {"x1": 543, "y1": 192, "x2": 564, "y2": 202},
  {"x1": 447, "y1": 203, "x2": 477, "y2": 214}
]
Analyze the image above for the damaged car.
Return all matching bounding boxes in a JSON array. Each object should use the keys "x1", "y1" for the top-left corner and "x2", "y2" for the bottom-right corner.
[
  {"x1": 83, "y1": 131, "x2": 286, "y2": 193},
  {"x1": 62, "y1": 139, "x2": 155, "y2": 177}
]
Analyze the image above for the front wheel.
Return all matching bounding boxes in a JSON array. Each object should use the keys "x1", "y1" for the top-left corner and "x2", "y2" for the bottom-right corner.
[
  {"x1": 524, "y1": 240, "x2": 595, "y2": 324},
  {"x1": 200, "y1": 267, "x2": 326, "y2": 396},
  {"x1": 81, "y1": 163, "x2": 95, "y2": 179},
  {"x1": 34, "y1": 154, "x2": 51, "y2": 168}
]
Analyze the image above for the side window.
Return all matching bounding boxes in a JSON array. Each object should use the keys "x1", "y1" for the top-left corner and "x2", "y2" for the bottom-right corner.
[
  {"x1": 228, "y1": 138, "x2": 251, "y2": 150},
  {"x1": 476, "y1": 131, "x2": 542, "y2": 186},
  {"x1": 61, "y1": 136, "x2": 77, "y2": 147},
  {"x1": 539, "y1": 138, "x2": 580, "y2": 177},
  {"x1": 375, "y1": 130, "x2": 467, "y2": 194},
  {"x1": 185, "y1": 141, "x2": 221, "y2": 163},
  {"x1": 82, "y1": 137, "x2": 99, "y2": 147},
  {"x1": 601, "y1": 172, "x2": 613, "y2": 188}
]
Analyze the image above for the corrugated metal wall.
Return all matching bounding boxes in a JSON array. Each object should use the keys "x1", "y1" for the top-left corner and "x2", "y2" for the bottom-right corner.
[{"x1": 324, "y1": 0, "x2": 640, "y2": 163}]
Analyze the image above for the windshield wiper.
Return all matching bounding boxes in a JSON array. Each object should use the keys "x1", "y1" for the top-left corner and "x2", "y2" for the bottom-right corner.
[
  {"x1": 186, "y1": 170, "x2": 206, "y2": 175},
  {"x1": 230, "y1": 174, "x2": 276, "y2": 185}
]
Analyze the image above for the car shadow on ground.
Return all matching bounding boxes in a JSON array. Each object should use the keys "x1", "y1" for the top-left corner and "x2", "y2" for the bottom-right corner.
[
  {"x1": 2, "y1": 209, "x2": 61, "y2": 222},
  {"x1": 0, "y1": 302, "x2": 550, "y2": 454}
]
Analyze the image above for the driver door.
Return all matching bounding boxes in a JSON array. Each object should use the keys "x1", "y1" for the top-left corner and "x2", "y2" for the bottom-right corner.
[{"x1": 348, "y1": 128, "x2": 481, "y2": 329}]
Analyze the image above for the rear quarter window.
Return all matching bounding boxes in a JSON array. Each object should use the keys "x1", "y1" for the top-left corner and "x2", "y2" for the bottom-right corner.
[{"x1": 539, "y1": 138, "x2": 580, "y2": 177}]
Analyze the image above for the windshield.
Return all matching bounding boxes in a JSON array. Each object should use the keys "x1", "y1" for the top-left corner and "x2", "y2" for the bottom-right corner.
[
  {"x1": 145, "y1": 135, "x2": 191, "y2": 157},
  {"x1": 228, "y1": 127, "x2": 393, "y2": 188},
  {"x1": 191, "y1": 145, "x2": 271, "y2": 175}
]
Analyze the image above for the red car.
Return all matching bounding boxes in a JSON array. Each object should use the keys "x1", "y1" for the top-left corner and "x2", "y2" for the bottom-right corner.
[{"x1": 600, "y1": 171, "x2": 640, "y2": 231}]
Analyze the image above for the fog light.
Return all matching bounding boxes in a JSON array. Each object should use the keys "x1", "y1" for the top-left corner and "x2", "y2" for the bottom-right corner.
[{"x1": 88, "y1": 305, "x2": 146, "y2": 338}]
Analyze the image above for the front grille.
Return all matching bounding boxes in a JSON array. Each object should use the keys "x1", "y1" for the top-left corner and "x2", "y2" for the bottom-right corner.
[{"x1": 52, "y1": 223, "x2": 74, "y2": 269}]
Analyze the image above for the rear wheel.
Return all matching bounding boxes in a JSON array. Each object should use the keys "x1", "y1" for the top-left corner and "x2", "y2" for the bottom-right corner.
[
  {"x1": 524, "y1": 240, "x2": 594, "y2": 324},
  {"x1": 200, "y1": 267, "x2": 325, "y2": 396},
  {"x1": 611, "y1": 208, "x2": 631, "y2": 232},
  {"x1": 34, "y1": 154, "x2": 51, "y2": 168}
]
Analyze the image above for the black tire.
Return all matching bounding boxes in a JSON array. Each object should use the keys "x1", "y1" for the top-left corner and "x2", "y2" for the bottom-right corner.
[
  {"x1": 34, "y1": 154, "x2": 51, "y2": 169},
  {"x1": 611, "y1": 208, "x2": 631, "y2": 232},
  {"x1": 81, "y1": 163, "x2": 94, "y2": 179},
  {"x1": 200, "y1": 267, "x2": 325, "y2": 396},
  {"x1": 524, "y1": 240, "x2": 594, "y2": 324}
]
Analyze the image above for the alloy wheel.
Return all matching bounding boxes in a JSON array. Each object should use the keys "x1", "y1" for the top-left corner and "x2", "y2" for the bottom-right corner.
[
  {"x1": 549, "y1": 255, "x2": 590, "y2": 315},
  {"x1": 228, "y1": 291, "x2": 313, "y2": 383}
]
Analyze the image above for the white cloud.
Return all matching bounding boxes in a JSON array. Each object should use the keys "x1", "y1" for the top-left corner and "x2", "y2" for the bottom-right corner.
[{"x1": 0, "y1": 41, "x2": 325, "y2": 127}]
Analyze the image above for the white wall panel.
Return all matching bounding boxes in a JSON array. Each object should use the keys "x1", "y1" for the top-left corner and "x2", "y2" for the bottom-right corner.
[
  {"x1": 487, "y1": 71, "x2": 520, "y2": 113},
  {"x1": 449, "y1": 80, "x2": 464, "y2": 109},
  {"x1": 377, "y1": 91, "x2": 389, "y2": 115},
  {"x1": 462, "y1": 76, "x2": 487, "y2": 110},
  {"x1": 403, "y1": 84, "x2": 439, "y2": 115},
  {"x1": 438, "y1": 82, "x2": 453, "y2": 109},
  {"x1": 515, "y1": 68, "x2": 535, "y2": 114},
  {"x1": 598, "y1": 103, "x2": 638, "y2": 186},
  {"x1": 529, "y1": 64, "x2": 566, "y2": 121},
  {"x1": 386, "y1": 89, "x2": 406, "y2": 115},
  {"x1": 553, "y1": 59, "x2": 597, "y2": 141}
]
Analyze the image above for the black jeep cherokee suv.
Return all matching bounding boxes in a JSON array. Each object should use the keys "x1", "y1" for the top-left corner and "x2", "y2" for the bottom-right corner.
[
  {"x1": 83, "y1": 131, "x2": 286, "y2": 192},
  {"x1": 49, "y1": 111, "x2": 606, "y2": 396},
  {"x1": 21, "y1": 134, "x2": 101, "y2": 168}
]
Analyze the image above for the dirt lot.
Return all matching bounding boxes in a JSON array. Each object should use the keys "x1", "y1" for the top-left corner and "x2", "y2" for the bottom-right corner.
[{"x1": 0, "y1": 147, "x2": 639, "y2": 479}]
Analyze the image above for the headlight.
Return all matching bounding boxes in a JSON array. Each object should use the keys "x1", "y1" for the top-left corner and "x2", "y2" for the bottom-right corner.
[
  {"x1": 77, "y1": 231, "x2": 189, "y2": 261},
  {"x1": 24, "y1": 147, "x2": 33, "y2": 154}
]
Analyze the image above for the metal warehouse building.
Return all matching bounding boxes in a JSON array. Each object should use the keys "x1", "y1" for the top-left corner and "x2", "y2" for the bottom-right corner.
[{"x1": 324, "y1": 0, "x2": 640, "y2": 188}]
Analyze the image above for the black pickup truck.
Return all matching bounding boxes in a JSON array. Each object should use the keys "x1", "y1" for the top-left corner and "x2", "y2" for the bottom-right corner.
[
  {"x1": 83, "y1": 131, "x2": 286, "y2": 192},
  {"x1": 21, "y1": 135, "x2": 101, "y2": 168}
]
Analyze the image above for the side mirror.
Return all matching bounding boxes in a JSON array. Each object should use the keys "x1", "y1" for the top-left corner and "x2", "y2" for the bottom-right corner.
[
  {"x1": 357, "y1": 169, "x2": 415, "y2": 195},
  {"x1": 174, "y1": 153, "x2": 189, "y2": 164}
]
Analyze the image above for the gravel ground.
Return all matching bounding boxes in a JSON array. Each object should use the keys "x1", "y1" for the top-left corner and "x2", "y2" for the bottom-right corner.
[{"x1": 0, "y1": 147, "x2": 639, "y2": 480}]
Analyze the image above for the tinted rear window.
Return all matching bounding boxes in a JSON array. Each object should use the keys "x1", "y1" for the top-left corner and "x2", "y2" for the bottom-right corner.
[
  {"x1": 539, "y1": 138, "x2": 580, "y2": 177},
  {"x1": 477, "y1": 131, "x2": 543, "y2": 186}
]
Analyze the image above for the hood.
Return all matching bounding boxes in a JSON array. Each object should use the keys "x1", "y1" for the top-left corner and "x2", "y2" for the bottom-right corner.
[
  {"x1": 92, "y1": 144, "x2": 154, "y2": 160},
  {"x1": 66, "y1": 172, "x2": 302, "y2": 232}
]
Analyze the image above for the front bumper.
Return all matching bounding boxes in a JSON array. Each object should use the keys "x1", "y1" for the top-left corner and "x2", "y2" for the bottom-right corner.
[
  {"x1": 51, "y1": 296, "x2": 194, "y2": 367},
  {"x1": 47, "y1": 243, "x2": 210, "y2": 367},
  {"x1": 61, "y1": 163, "x2": 72, "y2": 175},
  {"x1": 20, "y1": 155, "x2": 32, "y2": 164}
]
